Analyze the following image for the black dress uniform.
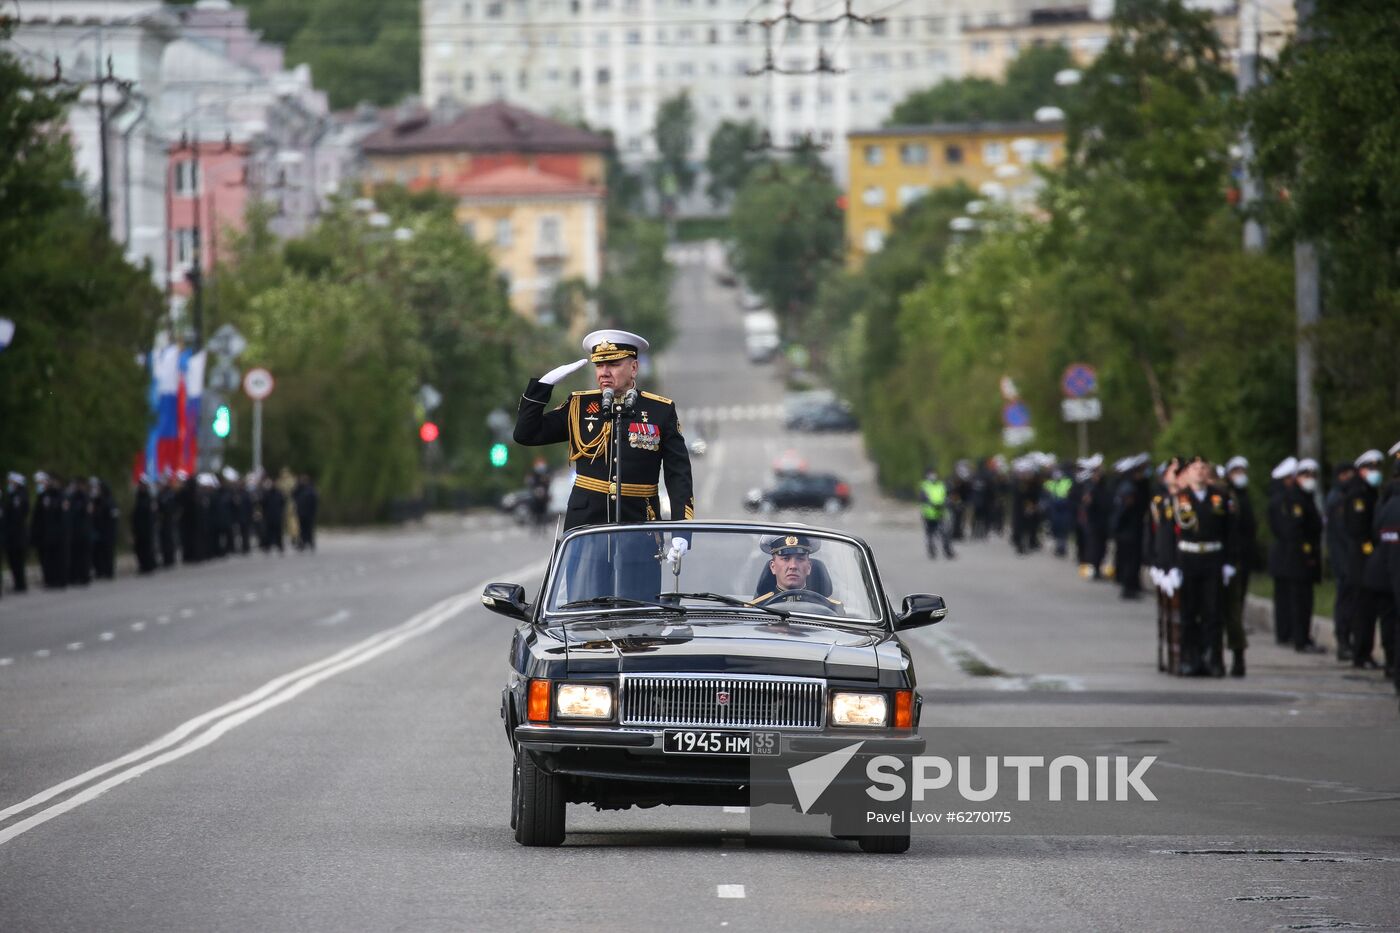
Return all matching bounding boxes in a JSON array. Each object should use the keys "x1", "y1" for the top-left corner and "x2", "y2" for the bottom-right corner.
[
  {"x1": 1269, "y1": 481, "x2": 1322, "y2": 650},
  {"x1": 4, "y1": 480, "x2": 27, "y2": 592},
  {"x1": 133, "y1": 483, "x2": 159, "y2": 574},
  {"x1": 1341, "y1": 475, "x2": 1379, "y2": 665},
  {"x1": 513, "y1": 334, "x2": 694, "y2": 533},
  {"x1": 92, "y1": 481, "x2": 118, "y2": 579},
  {"x1": 1170, "y1": 484, "x2": 1235, "y2": 676},
  {"x1": 67, "y1": 482, "x2": 93, "y2": 585}
]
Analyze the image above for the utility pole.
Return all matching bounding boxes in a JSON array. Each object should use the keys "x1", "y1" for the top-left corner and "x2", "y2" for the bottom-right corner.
[
  {"x1": 95, "y1": 28, "x2": 111, "y2": 226},
  {"x1": 189, "y1": 134, "x2": 206, "y2": 351},
  {"x1": 1237, "y1": 0, "x2": 1264, "y2": 252},
  {"x1": 1294, "y1": 0, "x2": 1321, "y2": 462}
]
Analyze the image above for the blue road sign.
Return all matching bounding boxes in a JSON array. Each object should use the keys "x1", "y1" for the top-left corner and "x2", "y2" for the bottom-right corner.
[
  {"x1": 1062, "y1": 363, "x2": 1097, "y2": 399},
  {"x1": 1003, "y1": 401, "x2": 1031, "y2": 428}
]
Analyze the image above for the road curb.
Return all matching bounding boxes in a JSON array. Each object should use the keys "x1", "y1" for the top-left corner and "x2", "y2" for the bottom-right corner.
[{"x1": 1244, "y1": 593, "x2": 1337, "y2": 652}]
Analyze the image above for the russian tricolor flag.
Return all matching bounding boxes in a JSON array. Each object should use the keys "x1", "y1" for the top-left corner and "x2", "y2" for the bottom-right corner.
[{"x1": 145, "y1": 339, "x2": 206, "y2": 477}]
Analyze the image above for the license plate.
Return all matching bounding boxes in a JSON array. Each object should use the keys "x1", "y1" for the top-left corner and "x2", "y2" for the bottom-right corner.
[{"x1": 663, "y1": 730, "x2": 753, "y2": 756}]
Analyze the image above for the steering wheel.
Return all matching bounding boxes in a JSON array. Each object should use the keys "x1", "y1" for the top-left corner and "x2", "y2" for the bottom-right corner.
[{"x1": 753, "y1": 588, "x2": 841, "y2": 615}]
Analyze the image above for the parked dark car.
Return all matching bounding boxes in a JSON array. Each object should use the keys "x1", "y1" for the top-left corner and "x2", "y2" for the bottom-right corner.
[
  {"x1": 786, "y1": 399, "x2": 858, "y2": 432},
  {"x1": 486, "y1": 521, "x2": 945, "y2": 852},
  {"x1": 744, "y1": 472, "x2": 851, "y2": 514}
]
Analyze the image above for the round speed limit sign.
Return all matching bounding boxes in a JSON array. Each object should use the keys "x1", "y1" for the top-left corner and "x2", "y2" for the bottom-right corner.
[{"x1": 243, "y1": 367, "x2": 274, "y2": 401}]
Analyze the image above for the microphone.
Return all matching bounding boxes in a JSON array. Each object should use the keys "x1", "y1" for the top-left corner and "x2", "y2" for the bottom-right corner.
[
  {"x1": 622, "y1": 388, "x2": 638, "y2": 412},
  {"x1": 601, "y1": 387, "x2": 615, "y2": 411}
]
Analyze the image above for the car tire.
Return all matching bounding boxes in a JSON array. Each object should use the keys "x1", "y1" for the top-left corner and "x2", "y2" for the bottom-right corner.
[
  {"x1": 822, "y1": 496, "x2": 843, "y2": 513},
  {"x1": 513, "y1": 748, "x2": 566, "y2": 846},
  {"x1": 857, "y1": 830, "x2": 911, "y2": 854}
]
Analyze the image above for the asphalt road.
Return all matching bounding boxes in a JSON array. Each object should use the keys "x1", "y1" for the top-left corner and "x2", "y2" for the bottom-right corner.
[{"x1": 2, "y1": 244, "x2": 1398, "y2": 932}]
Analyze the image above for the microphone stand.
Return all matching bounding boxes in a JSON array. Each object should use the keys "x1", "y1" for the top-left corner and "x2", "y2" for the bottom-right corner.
[{"x1": 606, "y1": 390, "x2": 632, "y2": 597}]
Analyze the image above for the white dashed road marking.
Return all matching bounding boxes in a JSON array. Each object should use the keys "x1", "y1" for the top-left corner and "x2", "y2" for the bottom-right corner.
[
  {"x1": 0, "y1": 658, "x2": 12, "y2": 666},
  {"x1": 66, "y1": 643, "x2": 83, "y2": 652},
  {"x1": 33, "y1": 650, "x2": 49, "y2": 659},
  {"x1": 178, "y1": 608, "x2": 194, "y2": 618},
  {"x1": 99, "y1": 632, "x2": 114, "y2": 642},
  {"x1": 130, "y1": 622, "x2": 146, "y2": 632},
  {"x1": 717, "y1": 885, "x2": 746, "y2": 899},
  {"x1": 314, "y1": 610, "x2": 351, "y2": 627},
  {"x1": 156, "y1": 615, "x2": 170, "y2": 624}
]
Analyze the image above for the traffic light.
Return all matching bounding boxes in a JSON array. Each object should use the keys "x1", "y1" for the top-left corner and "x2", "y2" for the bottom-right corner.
[
  {"x1": 489, "y1": 442, "x2": 508, "y2": 468},
  {"x1": 212, "y1": 404, "x2": 232, "y2": 439},
  {"x1": 419, "y1": 421, "x2": 439, "y2": 443}
]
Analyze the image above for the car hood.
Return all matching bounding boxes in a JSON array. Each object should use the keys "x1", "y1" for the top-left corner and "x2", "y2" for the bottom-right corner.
[{"x1": 559, "y1": 614, "x2": 889, "y2": 679}]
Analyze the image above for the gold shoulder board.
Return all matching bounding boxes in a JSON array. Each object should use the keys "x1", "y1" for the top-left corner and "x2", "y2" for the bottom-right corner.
[{"x1": 640, "y1": 391, "x2": 673, "y2": 405}]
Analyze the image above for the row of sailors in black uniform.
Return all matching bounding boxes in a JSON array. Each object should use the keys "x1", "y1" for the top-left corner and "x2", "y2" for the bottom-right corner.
[
  {"x1": 1058, "y1": 448, "x2": 1400, "y2": 684},
  {"x1": 0, "y1": 470, "x2": 320, "y2": 594}
]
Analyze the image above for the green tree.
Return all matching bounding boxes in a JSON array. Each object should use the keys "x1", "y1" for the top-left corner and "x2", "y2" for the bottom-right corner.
[
  {"x1": 704, "y1": 119, "x2": 767, "y2": 206},
  {"x1": 595, "y1": 218, "x2": 676, "y2": 353},
  {"x1": 889, "y1": 45, "x2": 1078, "y2": 125},
  {"x1": 1247, "y1": 0, "x2": 1400, "y2": 455},
  {"x1": 653, "y1": 92, "x2": 697, "y2": 200},
  {"x1": 0, "y1": 26, "x2": 163, "y2": 480},
  {"x1": 728, "y1": 165, "x2": 844, "y2": 335}
]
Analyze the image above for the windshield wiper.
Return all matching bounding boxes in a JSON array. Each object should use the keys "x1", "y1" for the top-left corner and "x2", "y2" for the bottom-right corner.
[
  {"x1": 662, "y1": 591, "x2": 793, "y2": 620},
  {"x1": 558, "y1": 595, "x2": 684, "y2": 613}
]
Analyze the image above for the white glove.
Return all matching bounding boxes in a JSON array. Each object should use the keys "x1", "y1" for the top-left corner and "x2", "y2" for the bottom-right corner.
[
  {"x1": 540, "y1": 358, "x2": 589, "y2": 385},
  {"x1": 1149, "y1": 567, "x2": 1162, "y2": 588},
  {"x1": 1166, "y1": 568, "x2": 1182, "y2": 596},
  {"x1": 665, "y1": 536, "x2": 689, "y2": 569},
  {"x1": 1222, "y1": 564, "x2": 1236, "y2": 585}
]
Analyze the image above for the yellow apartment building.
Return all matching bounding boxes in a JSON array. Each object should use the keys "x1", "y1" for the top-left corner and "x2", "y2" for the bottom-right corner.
[{"x1": 845, "y1": 120, "x2": 1065, "y2": 266}]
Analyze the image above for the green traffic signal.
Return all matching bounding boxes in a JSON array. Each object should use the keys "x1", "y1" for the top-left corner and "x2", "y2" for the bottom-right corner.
[
  {"x1": 489, "y1": 442, "x2": 508, "y2": 468},
  {"x1": 212, "y1": 404, "x2": 232, "y2": 439}
]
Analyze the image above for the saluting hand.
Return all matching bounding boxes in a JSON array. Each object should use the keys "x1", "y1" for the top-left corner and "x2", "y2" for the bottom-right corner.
[{"x1": 541, "y1": 358, "x2": 589, "y2": 385}]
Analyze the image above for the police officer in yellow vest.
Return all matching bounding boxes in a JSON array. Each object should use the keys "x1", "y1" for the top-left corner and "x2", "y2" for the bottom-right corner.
[
  {"x1": 921, "y1": 467, "x2": 955, "y2": 560},
  {"x1": 514, "y1": 329, "x2": 695, "y2": 534}
]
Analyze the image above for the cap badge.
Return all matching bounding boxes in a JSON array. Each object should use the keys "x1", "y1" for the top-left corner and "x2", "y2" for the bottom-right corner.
[{"x1": 785, "y1": 535, "x2": 798, "y2": 547}]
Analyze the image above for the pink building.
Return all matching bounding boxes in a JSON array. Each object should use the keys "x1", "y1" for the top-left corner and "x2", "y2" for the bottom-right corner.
[{"x1": 166, "y1": 139, "x2": 251, "y2": 298}]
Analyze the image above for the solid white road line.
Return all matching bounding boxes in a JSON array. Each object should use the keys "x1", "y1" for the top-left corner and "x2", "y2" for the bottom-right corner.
[
  {"x1": 717, "y1": 885, "x2": 746, "y2": 898},
  {"x1": 0, "y1": 559, "x2": 548, "y2": 846}
]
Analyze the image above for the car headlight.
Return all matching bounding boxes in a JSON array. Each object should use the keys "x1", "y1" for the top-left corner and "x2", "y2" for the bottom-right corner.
[
  {"x1": 555, "y1": 683, "x2": 613, "y2": 719},
  {"x1": 831, "y1": 692, "x2": 888, "y2": 727}
]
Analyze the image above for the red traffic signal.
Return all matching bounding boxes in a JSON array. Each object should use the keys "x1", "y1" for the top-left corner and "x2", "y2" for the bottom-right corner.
[{"x1": 419, "y1": 421, "x2": 439, "y2": 443}]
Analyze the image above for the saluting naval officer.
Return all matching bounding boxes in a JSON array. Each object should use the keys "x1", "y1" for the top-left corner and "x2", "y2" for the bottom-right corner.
[{"x1": 513, "y1": 329, "x2": 695, "y2": 533}]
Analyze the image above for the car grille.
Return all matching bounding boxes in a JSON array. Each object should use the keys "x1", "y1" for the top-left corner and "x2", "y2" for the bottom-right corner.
[{"x1": 619, "y1": 675, "x2": 826, "y2": 729}]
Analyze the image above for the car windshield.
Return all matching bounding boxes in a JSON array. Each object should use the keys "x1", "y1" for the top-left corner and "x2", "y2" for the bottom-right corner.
[{"x1": 543, "y1": 525, "x2": 883, "y2": 623}]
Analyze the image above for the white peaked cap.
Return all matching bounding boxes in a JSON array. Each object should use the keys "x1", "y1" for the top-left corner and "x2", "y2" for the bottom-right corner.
[
  {"x1": 1225, "y1": 456, "x2": 1248, "y2": 472},
  {"x1": 1271, "y1": 457, "x2": 1298, "y2": 480},
  {"x1": 1297, "y1": 458, "x2": 1319, "y2": 473},
  {"x1": 1355, "y1": 449, "x2": 1383, "y2": 468}
]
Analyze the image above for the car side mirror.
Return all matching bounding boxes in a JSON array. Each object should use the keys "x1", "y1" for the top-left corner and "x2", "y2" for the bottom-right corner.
[
  {"x1": 895, "y1": 593, "x2": 947, "y2": 630},
  {"x1": 482, "y1": 582, "x2": 531, "y2": 621}
]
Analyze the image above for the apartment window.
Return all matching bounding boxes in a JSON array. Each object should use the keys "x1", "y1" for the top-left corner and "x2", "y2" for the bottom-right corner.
[
  {"x1": 462, "y1": 1, "x2": 474, "y2": 14},
  {"x1": 596, "y1": 31, "x2": 610, "y2": 47},
  {"x1": 708, "y1": 27, "x2": 719, "y2": 44},
  {"x1": 678, "y1": 63, "x2": 693, "y2": 77},
  {"x1": 707, "y1": 61, "x2": 719, "y2": 75},
  {"x1": 945, "y1": 144, "x2": 963, "y2": 164},
  {"x1": 735, "y1": 59, "x2": 750, "y2": 75},
  {"x1": 861, "y1": 186, "x2": 885, "y2": 207},
  {"x1": 736, "y1": 93, "x2": 750, "y2": 110},
  {"x1": 546, "y1": 68, "x2": 560, "y2": 82},
  {"x1": 983, "y1": 141, "x2": 1006, "y2": 165},
  {"x1": 495, "y1": 218, "x2": 514, "y2": 248},
  {"x1": 545, "y1": 32, "x2": 559, "y2": 45},
  {"x1": 862, "y1": 228, "x2": 885, "y2": 253},
  {"x1": 925, "y1": 16, "x2": 945, "y2": 34},
  {"x1": 862, "y1": 144, "x2": 882, "y2": 165},
  {"x1": 597, "y1": 67, "x2": 611, "y2": 84},
  {"x1": 899, "y1": 143, "x2": 927, "y2": 165},
  {"x1": 926, "y1": 50, "x2": 947, "y2": 66},
  {"x1": 902, "y1": 52, "x2": 915, "y2": 67},
  {"x1": 626, "y1": 136, "x2": 642, "y2": 152},
  {"x1": 174, "y1": 160, "x2": 200, "y2": 195},
  {"x1": 486, "y1": 1, "x2": 502, "y2": 16},
  {"x1": 971, "y1": 40, "x2": 990, "y2": 57},
  {"x1": 870, "y1": 20, "x2": 887, "y2": 36},
  {"x1": 901, "y1": 17, "x2": 914, "y2": 36},
  {"x1": 489, "y1": 70, "x2": 504, "y2": 89},
  {"x1": 897, "y1": 184, "x2": 928, "y2": 208},
  {"x1": 174, "y1": 227, "x2": 200, "y2": 264},
  {"x1": 850, "y1": 91, "x2": 861, "y2": 104},
  {"x1": 594, "y1": 0, "x2": 610, "y2": 8},
  {"x1": 871, "y1": 53, "x2": 889, "y2": 69},
  {"x1": 818, "y1": 90, "x2": 832, "y2": 105},
  {"x1": 788, "y1": 92, "x2": 802, "y2": 110},
  {"x1": 788, "y1": 131, "x2": 804, "y2": 147},
  {"x1": 1033, "y1": 141, "x2": 1055, "y2": 164},
  {"x1": 627, "y1": 98, "x2": 640, "y2": 116},
  {"x1": 626, "y1": 62, "x2": 641, "y2": 78},
  {"x1": 627, "y1": 30, "x2": 641, "y2": 45},
  {"x1": 679, "y1": 27, "x2": 694, "y2": 40},
  {"x1": 817, "y1": 21, "x2": 832, "y2": 38},
  {"x1": 786, "y1": 22, "x2": 801, "y2": 40},
  {"x1": 624, "y1": 0, "x2": 639, "y2": 10},
  {"x1": 1006, "y1": 39, "x2": 1020, "y2": 54},
  {"x1": 538, "y1": 215, "x2": 562, "y2": 250},
  {"x1": 518, "y1": 70, "x2": 529, "y2": 90},
  {"x1": 571, "y1": 68, "x2": 582, "y2": 86},
  {"x1": 735, "y1": 23, "x2": 748, "y2": 38},
  {"x1": 462, "y1": 220, "x2": 476, "y2": 240},
  {"x1": 657, "y1": 64, "x2": 668, "y2": 77}
]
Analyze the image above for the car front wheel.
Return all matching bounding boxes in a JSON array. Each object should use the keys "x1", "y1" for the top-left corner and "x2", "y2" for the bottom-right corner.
[{"x1": 513, "y1": 747, "x2": 566, "y2": 846}]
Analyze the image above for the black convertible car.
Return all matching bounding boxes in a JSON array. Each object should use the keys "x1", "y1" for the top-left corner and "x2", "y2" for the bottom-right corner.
[{"x1": 485, "y1": 521, "x2": 946, "y2": 852}]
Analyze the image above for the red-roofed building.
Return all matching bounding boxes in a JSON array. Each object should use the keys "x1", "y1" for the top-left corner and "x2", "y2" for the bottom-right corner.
[{"x1": 359, "y1": 101, "x2": 609, "y2": 324}]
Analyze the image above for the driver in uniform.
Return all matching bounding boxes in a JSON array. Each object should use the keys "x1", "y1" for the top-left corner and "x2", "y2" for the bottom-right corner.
[{"x1": 752, "y1": 534, "x2": 844, "y2": 613}]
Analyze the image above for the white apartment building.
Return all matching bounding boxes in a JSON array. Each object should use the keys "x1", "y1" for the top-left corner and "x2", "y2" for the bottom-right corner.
[{"x1": 419, "y1": 0, "x2": 1051, "y2": 187}]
